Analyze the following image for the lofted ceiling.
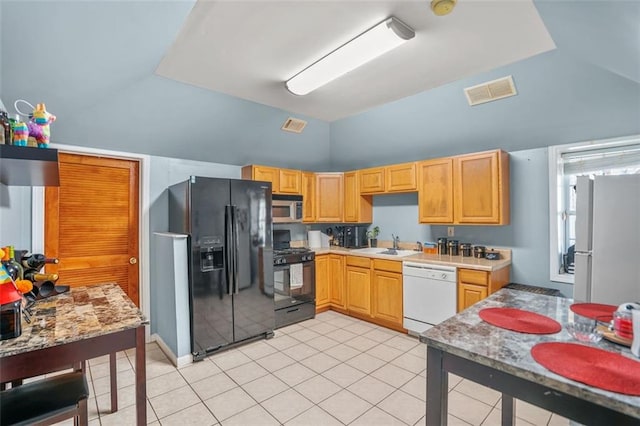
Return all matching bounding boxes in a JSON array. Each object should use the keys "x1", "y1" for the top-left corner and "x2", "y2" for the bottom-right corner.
[
  {"x1": 1, "y1": 1, "x2": 638, "y2": 170},
  {"x1": 156, "y1": 0, "x2": 556, "y2": 122}
]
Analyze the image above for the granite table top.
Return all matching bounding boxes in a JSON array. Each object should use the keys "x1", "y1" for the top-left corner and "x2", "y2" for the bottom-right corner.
[
  {"x1": 0, "y1": 283, "x2": 147, "y2": 358},
  {"x1": 421, "y1": 288, "x2": 640, "y2": 419}
]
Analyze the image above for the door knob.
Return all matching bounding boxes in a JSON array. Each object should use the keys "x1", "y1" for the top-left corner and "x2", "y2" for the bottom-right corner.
[{"x1": 130, "y1": 257, "x2": 137, "y2": 265}]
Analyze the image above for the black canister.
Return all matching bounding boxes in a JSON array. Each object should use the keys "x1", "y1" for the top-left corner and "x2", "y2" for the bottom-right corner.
[
  {"x1": 447, "y1": 240, "x2": 459, "y2": 256},
  {"x1": 437, "y1": 237, "x2": 448, "y2": 255},
  {"x1": 474, "y1": 245, "x2": 486, "y2": 259},
  {"x1": 460, "y1": 243, "x2": 472, "y2": 257}
]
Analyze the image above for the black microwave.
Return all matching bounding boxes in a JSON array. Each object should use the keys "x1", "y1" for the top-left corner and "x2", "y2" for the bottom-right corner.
[{"x1": 272, "y1": 195, "x2": 303, "y2": 223}]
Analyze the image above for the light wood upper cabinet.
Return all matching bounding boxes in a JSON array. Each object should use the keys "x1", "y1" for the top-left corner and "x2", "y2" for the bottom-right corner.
[
  {"x1": 385, "y1": 162, "x2": 417, "y2": 192},
  {"x1": 454, "y1": 150, "x2": 509, "y2": 224},
  {"x1": 315, "y1": 173, "x2": 344, "y2": 222},
  {"x1": 344, "y1": 171, "x2": 372, "y2": 223},
  {"x1": 418, "y1": 150, "x2": 509, "y2": 225},
  {"x1": 328, "y1": 254, "x2": 346, "y2": 309},
  {"x1": 279, "y1": 168, "x2": 301, "y2": 194},
  {"x1": 418, "y1": 158, "x2": 454, "y2": 223},
  {"x1": 242, "y1": 165, "x2": 280, "y2": 192},
  {"x1": 301, "y1": 171, "x2": 316, "y2": 222},
  {"x1": 315, "y1": 255, "x2": 330, "y2": 310},
  {"x1": 359, "y1": 167, "x2": 385, "y2": 194}
]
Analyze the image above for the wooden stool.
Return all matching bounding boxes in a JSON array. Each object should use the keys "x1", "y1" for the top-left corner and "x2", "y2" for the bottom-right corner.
[{"x1": 0, "y1": 371, "x2": 89, "y2": 426}]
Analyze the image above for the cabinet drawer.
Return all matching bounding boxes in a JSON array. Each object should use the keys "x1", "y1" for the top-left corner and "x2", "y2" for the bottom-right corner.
[
  {"x1": 346, "y1": 256, "x2": 371, "y2": 268},
  {"x1": 372, "y1": 259, "x2": 402, "y2": 273},
  {"x1": 458, "y1": 269, "x2": 489, "y2": 286}
]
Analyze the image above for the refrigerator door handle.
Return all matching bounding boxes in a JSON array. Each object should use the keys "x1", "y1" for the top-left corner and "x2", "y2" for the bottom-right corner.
[
  {"x1": 232, "y1": 205, "x2": 240, "y2": 295},
  {"x1": 225, "y1": 205, "x2": 234, "y2": 296}
]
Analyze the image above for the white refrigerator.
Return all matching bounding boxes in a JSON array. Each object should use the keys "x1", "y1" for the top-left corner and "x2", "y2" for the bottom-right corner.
[{"x1": 573, "y1": 174, "x2": 640, "y2": 304}]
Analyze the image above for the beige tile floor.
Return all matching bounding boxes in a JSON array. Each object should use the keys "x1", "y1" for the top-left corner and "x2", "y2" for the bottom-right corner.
[{"x1": 53, "y1": 310, "x2": 571, "y2": 425}]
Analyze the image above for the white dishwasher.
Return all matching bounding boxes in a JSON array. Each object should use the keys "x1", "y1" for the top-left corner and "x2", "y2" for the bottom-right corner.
[{"x1": 403, "y1": 261, "x2": 457, "y2": 335}]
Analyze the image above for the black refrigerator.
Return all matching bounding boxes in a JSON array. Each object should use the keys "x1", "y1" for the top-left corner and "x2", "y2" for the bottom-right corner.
[{"x1": 168, "y1": 176, "x2": 274, "y2": 360}]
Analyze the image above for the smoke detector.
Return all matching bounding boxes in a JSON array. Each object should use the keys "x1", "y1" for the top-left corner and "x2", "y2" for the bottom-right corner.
[
  {"x1": 281, "y1": 117, "x2": 307, "y2": 134},
  {"x1": 431, "y1": 0, "x2": 457, "y2": 16},
  {"x1": 464, "y1": 76, "x2": 518, "y2": 106}
]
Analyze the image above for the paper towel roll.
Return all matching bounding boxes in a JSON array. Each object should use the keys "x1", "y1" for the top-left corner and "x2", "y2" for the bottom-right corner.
[{"x1": 308, "y1": 231, "x2": 322, "y2": 248}]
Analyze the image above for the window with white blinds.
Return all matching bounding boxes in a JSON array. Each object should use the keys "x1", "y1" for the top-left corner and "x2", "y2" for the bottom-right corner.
[{"x1": 549, "y1": 135, "x2": 640, "y2": 284}]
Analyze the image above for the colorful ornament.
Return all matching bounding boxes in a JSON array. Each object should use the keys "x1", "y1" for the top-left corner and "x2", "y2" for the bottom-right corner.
[{"x1": 29, "y1": 103, "x2": 56, "y2": 148}]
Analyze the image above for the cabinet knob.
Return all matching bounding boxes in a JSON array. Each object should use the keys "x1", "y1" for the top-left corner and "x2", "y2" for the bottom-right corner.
[{"x1": 130, "y1": 257, "x2": 137, "y2": 265}]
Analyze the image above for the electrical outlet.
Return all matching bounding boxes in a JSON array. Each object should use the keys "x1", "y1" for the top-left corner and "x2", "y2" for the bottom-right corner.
[{"x1": 447, "y1": 227, "x2": 455, "y2": 237}]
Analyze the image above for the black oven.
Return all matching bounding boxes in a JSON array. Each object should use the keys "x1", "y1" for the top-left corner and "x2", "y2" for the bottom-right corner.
[{"x1": 273, "y1": 230, "x2": 316, "y2": 328}]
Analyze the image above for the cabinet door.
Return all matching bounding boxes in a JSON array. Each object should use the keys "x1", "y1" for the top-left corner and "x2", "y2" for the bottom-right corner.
[
  {"x1": 328, "y1": 254, "x2": 345, "y2": 308},
  {"x1": 315, "y1": 255, "x2": 330, "y2": 309},
  {"x1": 360, "y1": 167, "x2": 385, "y2": 194},
  {"x1": 315, "y1": 173, "x2": 344, "y2": 222},
  {"x1": 457, "y1": 283, "x2": 488, "y2": 312},
  {"x1": 253, "y1": 166, "x2": 280, "y2": 192},
  {"x1": 346, "y1": 266, "x2": 371, "y2": 316},
  {"x1": 454, "y1": 151, "x2": 501, "y2": 224},
  {"x1": 279, "y1": 169, "x2": 301, "y2": 194},
  {"x1": 343, "y1": 171, "x2": 359, "y2": 222},
  {"x1": 386, "y1": 162, "x2": 417, "y2": 192},
  {"x1": 302, "y1": 171, "x2": 316, "y2": 222},
  {"x1": 418, "y1": 158, "x2": 454, "y2": 223},
  {"x1": 372, "y1": 270, "x2": 403, "y2": 325}
]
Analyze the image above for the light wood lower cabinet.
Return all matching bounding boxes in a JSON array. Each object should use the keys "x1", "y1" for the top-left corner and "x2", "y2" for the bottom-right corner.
[
  {"x1": 328, "y1": 255, "x2": 346, "y2": 309},
  {"x1": 457, "y1": 267, "x2": 510, "y2": 312},
  {"x1": 315, "y1": 254, "x2": 345, "y2": 313},
  {"x1": 346, "y1": 256, "x2": 372, "y2": 316},
  {"x1": 372, "y1": 270, "x2": 403, "y2": 326},
  {"x1": 315, "y1": 255, "x2": 330, "y2": 310}
]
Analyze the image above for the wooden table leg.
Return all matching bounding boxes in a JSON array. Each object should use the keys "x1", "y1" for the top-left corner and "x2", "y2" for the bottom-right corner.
[
  {"x1": 135, "y1": 326, "x2": 146, "y2": 426},
  {"x1": 426, "y1": 346, "x2": 448, "y2": 426},
  {"x1": 501, "y1": 394, "x2": 515, "y2": 426},
  {"x1": 110, "y1": 352, "x2": 118, "y2": 413}
]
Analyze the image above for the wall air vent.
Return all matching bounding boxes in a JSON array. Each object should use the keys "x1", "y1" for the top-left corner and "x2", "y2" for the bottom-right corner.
[
  {"x1": 281, "y1": 117, "x2": 307, "y2": 134},
  {"x1": 464, "y1": 75, "x2": 517, "y2": 106}
]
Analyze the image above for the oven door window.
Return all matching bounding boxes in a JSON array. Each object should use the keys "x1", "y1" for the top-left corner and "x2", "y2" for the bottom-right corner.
[{"x1": 274, "y1": 263, "x2": 314, "y2": 306}]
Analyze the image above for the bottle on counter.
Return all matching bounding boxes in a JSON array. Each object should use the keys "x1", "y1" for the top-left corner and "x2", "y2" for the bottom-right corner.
[
  {"x1": 23, "y1": 270, "x2": 59, "y2": 283},
  {"x1": 0, "y1": 109, "x2": 11, "y2": 145},
  {"x1": 19, "y1": 252, "x2": 59, "y2": 270},
  {"x1": 5, "y1": 246, "x2": 24, "y2": 281}
]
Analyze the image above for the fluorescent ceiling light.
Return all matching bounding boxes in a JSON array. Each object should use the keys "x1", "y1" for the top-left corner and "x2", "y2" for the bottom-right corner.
[{"x1": 285, "y1": 17, "x2": 415, "y2": 96}]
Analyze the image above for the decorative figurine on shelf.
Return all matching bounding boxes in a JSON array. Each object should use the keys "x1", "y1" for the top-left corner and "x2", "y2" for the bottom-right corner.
[
  {"x1": 11, "y1": 115, "x2": 29, "y2": 146},
  {"x1": 29, "y1": 103, "x2": 56, "y2": 148},
  {"x1": 13, "y1": 100, "x2": 57, "y2": 148}
]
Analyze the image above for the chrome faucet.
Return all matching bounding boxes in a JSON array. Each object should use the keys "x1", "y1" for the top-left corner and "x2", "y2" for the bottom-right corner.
[{"x1": 392, "y1": 234, "x2": 400, "y2": 250}]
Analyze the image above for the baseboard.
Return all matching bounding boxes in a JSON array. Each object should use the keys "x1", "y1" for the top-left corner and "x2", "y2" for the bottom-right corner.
[{"x1": 151, "y1": 334, "x2": 192, "y2": 368}]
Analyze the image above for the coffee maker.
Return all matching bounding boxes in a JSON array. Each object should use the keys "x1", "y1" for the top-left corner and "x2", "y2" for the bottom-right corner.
[{"x1": 342, "y1": 225, "x2": 368, "y2": 248}]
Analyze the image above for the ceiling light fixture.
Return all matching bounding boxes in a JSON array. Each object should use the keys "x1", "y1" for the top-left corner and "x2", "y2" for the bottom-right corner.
[
  {"x1": 285, "y1": 17, "x2": 415, "y2": 96},
  {"x1": 431, "y1": 0, "x2": 457, "y2": 16}
]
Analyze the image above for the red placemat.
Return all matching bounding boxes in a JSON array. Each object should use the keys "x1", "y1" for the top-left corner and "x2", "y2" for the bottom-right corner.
[
  {"x1": 570, "y1": 303, "x2": 617, "y2": 322},
  {"x1": 479, "y1": 308, "x2": 561, "y2": 334},
  {"x1": 531, "y1": 342, "x2": 640, "y2": 395}
]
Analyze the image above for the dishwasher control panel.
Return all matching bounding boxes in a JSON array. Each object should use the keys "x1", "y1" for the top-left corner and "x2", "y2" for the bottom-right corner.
[{"x1": 402, "y1": 262, "x2": 457, "y2": 282}]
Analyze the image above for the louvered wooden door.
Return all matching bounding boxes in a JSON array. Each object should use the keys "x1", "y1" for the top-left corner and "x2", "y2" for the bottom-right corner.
[{"x1": 44, "y1": 153, "x2": 140, "y2": 306}]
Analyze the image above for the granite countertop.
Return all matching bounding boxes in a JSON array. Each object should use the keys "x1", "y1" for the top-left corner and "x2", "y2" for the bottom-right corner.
[
  {"x1": 311, "y1": 247, "x2": 511, "y2": 271},
  {"x1": 421, "y1": 288, "x2": 640, "y2": 418},
  {"x1": 0, "y1": 283, "x2": 147, "y2": 358}
]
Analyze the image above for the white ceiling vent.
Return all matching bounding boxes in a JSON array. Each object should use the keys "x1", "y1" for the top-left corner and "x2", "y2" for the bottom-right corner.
[
  {"x1": 464, "y1": 76, "x2": 517, "y2": 106},
  {"x1": 281, "y1": 117, "x2": 307, "y2": 134}
]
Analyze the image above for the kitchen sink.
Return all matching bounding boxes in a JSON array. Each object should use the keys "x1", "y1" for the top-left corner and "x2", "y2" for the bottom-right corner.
[
  {"x1": 376, "y1": 249, "x2": 419, "y2": 257},
  {"x1": 350, "y1": 248, "x2": 418, "y2": 257}
]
